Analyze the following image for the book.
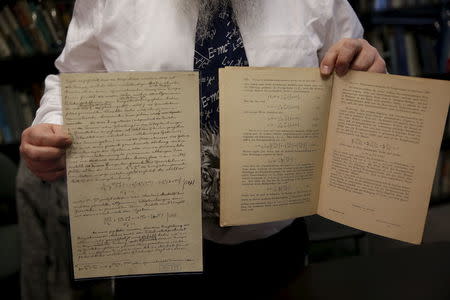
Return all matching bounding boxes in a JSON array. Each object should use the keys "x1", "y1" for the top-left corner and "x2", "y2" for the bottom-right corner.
[
  {"x1": 219, "y1": 67, "x2": 450, "y2": 244},
  {"x1": 1, "y1": 5, "x2": 34, "y2": 55},
  {"x1": 43, "y1": 0, "x2": 67, "y2": 45},
  {"x1": 416, "y1": 33, "x2": 439, "y2": 74},
  {"x1": 12, "y1": 1, "x2": 49, "y2": 54},
  {"x1": 374, "y1": 0, "x2": 389, "y2": 10},
  {"x1": 39, "y1": 6, "x2": 63, "y2": 49},
  {"x1": 61, "y1": 72, "x2": 202, "y2": 279},
  {"x1": 0, "y1": 6, "x2": 28, "y2": 56},
  {"x1": 29, "y1": 2, "x2": 55, "y2": 50},
  {"x1": 386, "y1": 28, "x2": 399, "y2": 74},
  {"x1": 0, "y1": 31, "x2": 12, "y2": 58},
  {"x1": 0, "y1": 85, "x2": 23, "y2": 143},
  {"x1": 404, "y1": 32, "x2": 421, "y2": 76},
  {"x1": 394, "y1": 27, "x2": 409, "y2": 76}
]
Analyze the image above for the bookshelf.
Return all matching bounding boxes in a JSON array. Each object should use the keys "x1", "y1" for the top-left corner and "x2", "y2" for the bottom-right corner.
[
  {"x1": 351, "y1": 0, "x2": 450, "y2": 204},
  {"x1": 0, "y1": 1, "x2": 73, "y2": 158},
  {"x1": 358, "y1": 1, "x2": 449, "y2": 76}
]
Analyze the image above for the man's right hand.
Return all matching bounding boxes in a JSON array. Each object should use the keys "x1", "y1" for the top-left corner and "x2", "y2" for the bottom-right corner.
[{"x1": 20, "y1": 123, "x2": 72, "y2": 182}]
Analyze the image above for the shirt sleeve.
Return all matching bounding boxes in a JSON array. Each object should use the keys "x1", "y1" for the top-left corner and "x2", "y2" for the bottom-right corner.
[
  {"x1": 33, "y1": 0, "x2": 106, "y2": 125},
  {"x1": 315, "y1": 0, "x2": 364, "y2": 62}
]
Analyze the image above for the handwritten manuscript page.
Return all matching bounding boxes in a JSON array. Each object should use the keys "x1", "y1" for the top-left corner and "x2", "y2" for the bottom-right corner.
[
  {"x1": 61, "y1": 72, "x2": 202, "y2": 279},
  {"x1": 219, "y1": 67, "x2": 333, "y2": 226},
  {"x1": 318, "y1": 71, "x2": 450, "y2": 244}
]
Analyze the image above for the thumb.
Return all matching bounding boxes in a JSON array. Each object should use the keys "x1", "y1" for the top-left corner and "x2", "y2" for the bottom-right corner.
[
  {"x1": 25, "y1": 123, "x2": 72, "y2": 148},
  {"x1": 50, "y1": 124, "x2": 72, "y2": 148}
]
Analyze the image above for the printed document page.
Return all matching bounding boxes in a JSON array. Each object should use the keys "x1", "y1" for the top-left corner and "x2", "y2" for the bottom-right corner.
[
  {"x1": 219, "y1": 67, "x2": 333, "y2": 226},
  {"x1": 318, "y1": 71, "x2": 450, "y2": 244}
]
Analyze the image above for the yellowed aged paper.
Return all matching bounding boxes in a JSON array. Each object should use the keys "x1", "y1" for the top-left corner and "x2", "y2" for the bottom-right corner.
[
  {"x1": 61, "y1": 72, "x2": 202, "y2": 279},
  {"x1": 220, "y1": 67, "x2": 333, "y2": 226},
  {"x1": 318, "y1": 71, "x2": 450, "y2": 244}
]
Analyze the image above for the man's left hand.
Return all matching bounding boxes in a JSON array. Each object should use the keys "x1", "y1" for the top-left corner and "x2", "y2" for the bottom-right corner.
[{"x1": 320, "y1": 38, "x2": 386, "y2": 76}]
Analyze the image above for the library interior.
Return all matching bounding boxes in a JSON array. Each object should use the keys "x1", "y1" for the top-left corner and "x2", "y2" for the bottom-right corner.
[{"x1": 0, "y1": 0, "x2": 449, "y2": 299}]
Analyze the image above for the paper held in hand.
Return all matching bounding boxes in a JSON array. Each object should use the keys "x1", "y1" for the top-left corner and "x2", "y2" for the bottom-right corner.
[
  {"x1": 219, "y1": 67, "x2": 450, "y2": 245},
  {"x1": 61, "y1": 71, "x2": 202, "y2": 280}
]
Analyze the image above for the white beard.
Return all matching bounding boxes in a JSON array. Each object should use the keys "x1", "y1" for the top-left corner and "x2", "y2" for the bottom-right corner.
[
  {"x1": 181, "y1": 0, "x2": 260, "y2": 40},
  {"x1": 196, "y1": 0, "x2": 230, "y2": 39}
]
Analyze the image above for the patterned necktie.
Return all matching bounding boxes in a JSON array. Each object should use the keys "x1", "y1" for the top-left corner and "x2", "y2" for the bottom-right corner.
[{"x1": 194, "y1": 4, "x2": 249, "y2": 219}]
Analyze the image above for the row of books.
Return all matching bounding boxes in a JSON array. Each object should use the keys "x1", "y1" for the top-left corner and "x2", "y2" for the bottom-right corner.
[
  {"x1": 0, "y1": 0, "x2": 73, "y2": 58},
  {"x1": 367, "y1": 26, "x2": 449, "y2": 76},
  {"x1": 354, "y1": 0, "x2": 444, "y2": 12},
  {"x1": 0, "y1": 84, "x2": 41, "y2": 144}
]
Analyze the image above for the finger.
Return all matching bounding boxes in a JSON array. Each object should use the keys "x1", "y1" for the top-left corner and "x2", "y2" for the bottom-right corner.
[
  {"x1": 320, "y1": 39, "x2": 363, "y2": 76},
  {"x1": 367, "y1": 57, "x2": 387, "y2": 73},
  {"x1": 350, "y1": 47, "x2": 376, "y2": 71},
  {"x1": 20, "y1": 142, "x2": 66, "y2": 161},
  {"x1": 26, "y1": 156, "x2": 66, "y2": 173},
  {"x1": 320, "y1": 48, "x2": 339, "y2": 76},
  {"x1": 52, "y1": 125, "x2": 72, "y2": 143},
  {"x1": 23, "y1": 124, "x2": 72, "y2": 148},
  {"x1": 335, "y1": 39, "x2": 363, "y2": 76},
  {"x1": 34, "y1": 169, "x2": 67, "y2": 182}
]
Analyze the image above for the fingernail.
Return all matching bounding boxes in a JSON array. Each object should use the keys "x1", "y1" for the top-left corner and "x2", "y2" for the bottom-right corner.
[{"x1": 321, "y1": 65, "x2": 330, "y2": 75}]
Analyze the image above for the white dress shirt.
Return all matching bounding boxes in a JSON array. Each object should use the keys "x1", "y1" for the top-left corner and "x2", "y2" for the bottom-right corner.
[{"x1": 33, "y1": 0, "x2": 363, "y2": 244}]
